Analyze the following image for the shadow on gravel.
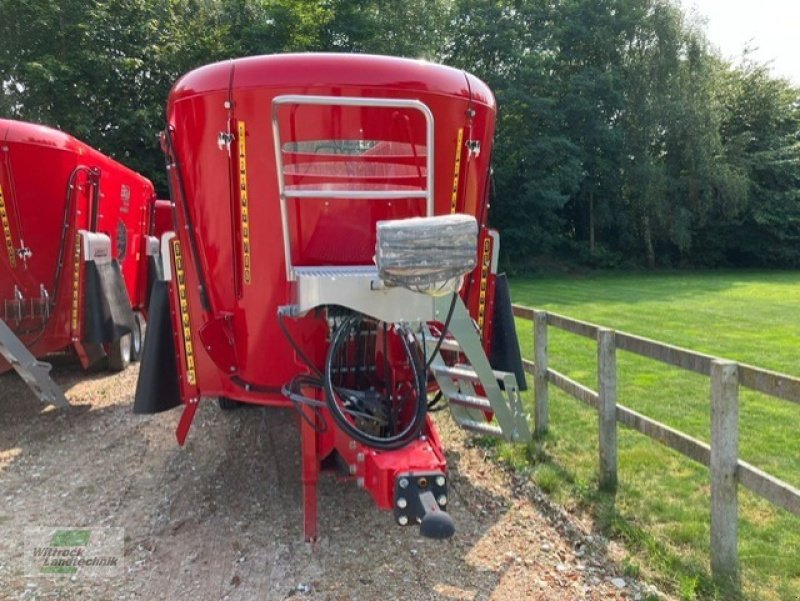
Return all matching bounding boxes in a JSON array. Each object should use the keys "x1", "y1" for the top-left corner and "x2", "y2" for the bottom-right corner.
[
  {"x1": 1, "y1": 380, "x2": 657, "y2": 600},
  {"x1": 133, "y1": 403, "x2": 518, "y2": 600},
  {"x1": 0, "y1": 360, "x2": 126, "y2": 455}
]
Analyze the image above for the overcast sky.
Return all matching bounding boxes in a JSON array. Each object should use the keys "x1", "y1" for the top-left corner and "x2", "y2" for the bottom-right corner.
[{"x1": 684, "y1": 0, "x2": 800, "y2": 85}]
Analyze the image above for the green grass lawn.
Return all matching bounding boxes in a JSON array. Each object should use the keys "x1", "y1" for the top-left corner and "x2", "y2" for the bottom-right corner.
[{"x1": 506, "y1": 271, "x2": 800, "y2": 601}]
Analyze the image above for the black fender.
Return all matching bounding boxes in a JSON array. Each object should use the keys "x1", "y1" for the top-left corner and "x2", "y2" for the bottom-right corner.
[
  {"x1": 490, "y1": 273, "x2": 527, "y2": 391},
  {"x1": 83, "y1": 259, "x2": 136, "y2": 344},
  {"x1": 133, "y1": 279, "x2": 182, "y2": 414}
]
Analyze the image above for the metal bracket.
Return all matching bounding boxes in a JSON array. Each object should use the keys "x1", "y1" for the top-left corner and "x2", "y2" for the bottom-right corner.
[
  {"x1": 16, "y1": 244, "x2": 32, "y2": 261},
  {"x1": 217, "y1": 131, "x2": 233, "y2": 151}
]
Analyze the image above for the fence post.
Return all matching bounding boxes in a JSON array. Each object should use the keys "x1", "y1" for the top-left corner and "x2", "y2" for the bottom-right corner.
[
  {"x1": 710, "y1": 359, "x2": 740, "y2": 589},
  {"x1": 597, "y1": 328, "x2": 617, "y2": 492},
  {"x1": 533, "y1": 310, "x2": 549, "y2": 436}
]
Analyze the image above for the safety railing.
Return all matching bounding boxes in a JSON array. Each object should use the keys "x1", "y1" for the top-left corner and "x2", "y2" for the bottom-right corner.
[{"x1": 271, "y1": 95, "x2": 435, "y2": 281}]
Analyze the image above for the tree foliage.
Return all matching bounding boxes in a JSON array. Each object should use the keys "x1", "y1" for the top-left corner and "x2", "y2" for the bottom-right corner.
[{"x1": 1, "y1": 0, "x2": 798, "y2": 268}]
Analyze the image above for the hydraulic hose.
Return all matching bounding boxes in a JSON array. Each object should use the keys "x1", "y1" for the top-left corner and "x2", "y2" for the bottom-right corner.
[{"x1": 324, "y1": 314, "x2": 427, "y2": 450}]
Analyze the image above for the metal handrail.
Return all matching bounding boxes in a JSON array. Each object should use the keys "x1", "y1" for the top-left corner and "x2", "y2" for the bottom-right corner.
[{"x1": 271, "y1": 95, "x2": 435, "y2": 281}]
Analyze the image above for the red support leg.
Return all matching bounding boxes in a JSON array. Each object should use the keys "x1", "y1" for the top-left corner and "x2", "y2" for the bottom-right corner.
[{"x1": 300, "y1": 404, "x2": 319, "y2": 542}]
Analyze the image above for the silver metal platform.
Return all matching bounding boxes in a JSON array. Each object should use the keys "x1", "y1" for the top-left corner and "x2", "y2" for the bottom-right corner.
[{"x1": 293, "y1": 265, "x2": 437, "y2": 324}]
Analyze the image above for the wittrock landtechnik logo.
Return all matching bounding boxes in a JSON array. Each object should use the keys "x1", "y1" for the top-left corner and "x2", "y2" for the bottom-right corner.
[{"x1": 24, "y1": 528, "x2": 123, "y2": 578}]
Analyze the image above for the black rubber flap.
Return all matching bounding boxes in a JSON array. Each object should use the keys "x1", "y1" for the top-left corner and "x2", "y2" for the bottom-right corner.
[
  {"x1": 133, "y1": 280, "x2": 182, "y2": 414},
  {"x1": 83, "y1": 260, "x2": 136, "y2": 343},
  {"x1": 145, "y1": 254, "x2": 162, "y2": 314},
  {"x1": 489, "y1": 273, "x2": 528, "y2": 391}
]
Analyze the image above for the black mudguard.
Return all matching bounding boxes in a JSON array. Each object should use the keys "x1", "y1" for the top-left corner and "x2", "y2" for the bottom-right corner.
[
  {"x1": 490, "y1": 273, "x2": 528, "y2": 391},
  {"x1": 133, "y1": 280, "x2": 182, "y2": 414},
  {"x1": 145, "y1": 254, "x2": 162, "y2": 314},
  {"x1": 83, "y1": 260, "x2": 136, "y2": 343}
]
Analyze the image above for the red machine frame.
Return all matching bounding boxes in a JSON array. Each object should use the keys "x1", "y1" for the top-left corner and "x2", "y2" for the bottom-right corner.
[
  {"x1": 0, "y1": 119, "x2": 159, "y2": 387},
  {"x1": 136, "y1": 54, "x2": 529, "y2": 540}
]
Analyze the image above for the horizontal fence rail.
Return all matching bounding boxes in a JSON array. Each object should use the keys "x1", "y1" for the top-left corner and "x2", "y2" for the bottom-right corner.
[{"x1": 511, "y1": 304, "x2": 800, "y2": 588}]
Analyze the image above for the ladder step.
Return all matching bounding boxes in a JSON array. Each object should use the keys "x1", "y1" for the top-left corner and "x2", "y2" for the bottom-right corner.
[
  {"x1": 0, "y1": 319, "x2": 70, "y2": 407},
  {"x1": 459, "y1": 419, "x2": 504, "y2": 438},
  {"x1": 433, "y1": 364, "x2": 512, "y2": 384},
  {"x1": 448, "y1": 392, "x2": 492, "y2": 411},
  {"x1": 426, "y1": 337, "x2": 462, "y2": 353}
]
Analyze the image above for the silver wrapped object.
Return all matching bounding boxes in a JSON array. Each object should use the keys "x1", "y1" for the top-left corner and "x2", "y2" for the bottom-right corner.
[{"x1": 375, "y1": 214, "x2": 478, "y2": 296}]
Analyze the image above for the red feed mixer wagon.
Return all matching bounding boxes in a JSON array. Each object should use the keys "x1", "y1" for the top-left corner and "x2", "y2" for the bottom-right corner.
[
  {"x1": 0, "y1": 119, "x2": 163, "y2": 405},
  {"x1": 135, "y1": 53, "x2": 531, "y2": 540}
]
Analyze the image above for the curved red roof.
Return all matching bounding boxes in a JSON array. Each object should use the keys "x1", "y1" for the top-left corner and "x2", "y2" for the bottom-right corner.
[
  {"x1": 1, "y1": 118, "x2": 82, "y2": 154},
  {"x1": 0, "y1": 118, "x2": 153, "y2": 187},
  {"x1": 170, "y1": 53, "x2": 495, "y2": 109}
]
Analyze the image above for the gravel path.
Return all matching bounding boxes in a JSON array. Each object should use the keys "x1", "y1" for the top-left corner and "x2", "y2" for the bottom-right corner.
[{"x1": 0, "y1": 361, "x2": 670, "y2": 600}]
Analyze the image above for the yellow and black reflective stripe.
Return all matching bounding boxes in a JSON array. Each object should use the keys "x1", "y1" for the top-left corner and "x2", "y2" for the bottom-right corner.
[
  {"x1": 450, "y1": 128, "x2": 464, "y2": 214},
  {"x1": 71, "y1": 233, "x2": 81, "y2": 332},
  {"x1": 0, "y1": 184, "x2": 16, "y2": 267},
  {"x1": 237, "y1": 121, "x2": 252, "y2": 285},
  {"x1": 477, "y1": 237, "x2": 492, "y2": 330},
  {"x1": 172, "y1": 239, "x2": 197, "y2": 386}
]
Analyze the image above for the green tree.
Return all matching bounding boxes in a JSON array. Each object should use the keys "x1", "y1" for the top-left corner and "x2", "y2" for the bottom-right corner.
[
  {"x1": 555, "y1": 0, "x2": 631, "y2": 260},
  {"x1": 320, "y1": 0, "x2": 451, "y2": 58},
  {"x1": 0, "y1": 0, "x2": 335, "y2": 193},
  {"x1": 447, "y1": 0, "x2": 583, "y2": 263},
  {"x1": 709, "y1": 59, "x2": 800, "y2": 265},
  {"x1": 0, "y1": 0, "x2": 181, "y2": 189}
]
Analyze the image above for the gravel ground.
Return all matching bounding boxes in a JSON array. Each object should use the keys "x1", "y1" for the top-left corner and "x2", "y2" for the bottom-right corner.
[{"x1": 0, "y1": 360, "x2": 672, "y2": 600}]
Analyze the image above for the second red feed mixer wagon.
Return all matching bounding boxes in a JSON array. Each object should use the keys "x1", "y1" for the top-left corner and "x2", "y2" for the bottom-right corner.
[
  {"x1": 135, "y1": 53, "x2": 531, "y2": 540},
  {"x1": 0, "y1": 119, "x2": 164, "y2": 405}
]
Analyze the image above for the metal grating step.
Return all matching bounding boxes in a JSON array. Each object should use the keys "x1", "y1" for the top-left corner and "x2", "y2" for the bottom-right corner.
[{"x1": 294, "y1": 265, "x2": 378, "y2": 279}]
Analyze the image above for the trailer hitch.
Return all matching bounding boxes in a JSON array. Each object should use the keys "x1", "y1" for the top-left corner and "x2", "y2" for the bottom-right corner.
[{"x1": 393, "y1": 472, "x2": 455, "y2": 539}]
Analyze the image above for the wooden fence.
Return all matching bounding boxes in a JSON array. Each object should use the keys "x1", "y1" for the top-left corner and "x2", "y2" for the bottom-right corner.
[{"x1": 512, "y1": 304, "x2": 800, "y2": 587}]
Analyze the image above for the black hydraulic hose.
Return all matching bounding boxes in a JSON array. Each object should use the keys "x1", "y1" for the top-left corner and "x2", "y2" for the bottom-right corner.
[
  {"x1": 281, "y1": 373, "x2": 329, "y2": 433},
  {"x1": 424, "y1": 291, "x2": 459, "y2": 372},
  {"x1": 324, "y1": 316, "x2": 427, "y2": 451},
  {"x1": 163, "y1": 125, "x2": 211, "y2": 312}
]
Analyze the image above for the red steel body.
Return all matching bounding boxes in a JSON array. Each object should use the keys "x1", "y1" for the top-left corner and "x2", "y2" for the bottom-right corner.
[
  {"x1": 0, "y1": 119, "x2": 156, "y2": 372},
  {"x1": 161, "y1": 54, "x2": 500, "y2": 538}
]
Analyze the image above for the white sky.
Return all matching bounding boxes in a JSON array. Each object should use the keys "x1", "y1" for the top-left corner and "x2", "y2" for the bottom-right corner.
[{"x1": 685, "y1": 0, "x2": 800, "y2": 85}]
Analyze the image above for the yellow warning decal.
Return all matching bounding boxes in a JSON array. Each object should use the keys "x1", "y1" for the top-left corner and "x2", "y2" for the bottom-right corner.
[
  {"x1": 477, "y1": 237, "x2": 492, "y2": 330},
  {"x1": 450, "y1": 128, "x2": 464, "y2": 214},
  {"x1": 172, "y1": 239, "x2": 197, "y2": 386},
  {"x1": 71, "y1": 233, "x2": 81, "y2": 333},
  {"x1": 0, "y1": 184, "x2": 16, "y2": 268},
  {"x1": 237, "y1": 121, "x2": 252, "y2": 285}
]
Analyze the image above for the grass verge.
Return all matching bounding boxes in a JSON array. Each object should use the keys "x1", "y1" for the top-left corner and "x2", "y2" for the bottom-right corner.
[{"x1": 501, "y1": 270, "x2": 800, "y2": 601}]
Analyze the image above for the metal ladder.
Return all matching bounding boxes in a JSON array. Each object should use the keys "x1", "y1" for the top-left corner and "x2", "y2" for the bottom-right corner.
[
  {"x1": 0, "y1": 318, "x2": 69, "y2": 407},
  {"x1": 426, "y1": 296, "x2": 530, "y2": 443}
]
